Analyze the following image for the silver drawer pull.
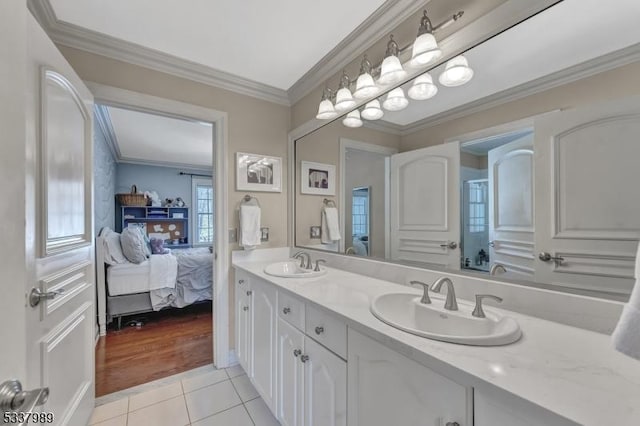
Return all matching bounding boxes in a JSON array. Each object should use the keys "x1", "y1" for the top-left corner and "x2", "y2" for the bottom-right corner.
[
  {"x1": 243, "y1": 306, "x2": 249, "y2": 311},
  {"x1": 300, "y1": 355, "x2": 309, "y2": 363},
  {"x1": 238, "y1": 279, "x2": 245, "y2": 285},
  {"x1": 314, "y1": 326, "x2": 324, "y2": 335},
  {"x1": 246, "y1": 290, "x2": 252, "y2": 296},
  {"x1": 29, "y1": 288, "x2": 64, "y2": 308},
  {"x1": 293, "y1": 349, "x2": 302, "y2": 357},
  {"x1": 282, "y1": 307, "x2": 291, "y2": 315},
  {"x1": 445, "y1": 423, "x2": 460, "y2": 426}
]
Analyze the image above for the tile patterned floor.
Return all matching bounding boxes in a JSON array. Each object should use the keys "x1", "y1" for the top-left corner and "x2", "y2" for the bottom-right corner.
[{"x1": 90, "y1": 365, "x2": 280, "y2": 426}]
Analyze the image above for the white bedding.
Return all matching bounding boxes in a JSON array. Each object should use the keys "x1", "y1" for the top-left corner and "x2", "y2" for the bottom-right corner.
[
  {"x1": 149, "y1": 254, "x2": 178, "y2": 290},
  {"x1": 106, "y1": 260, "x2": 150, "y2": 296}
]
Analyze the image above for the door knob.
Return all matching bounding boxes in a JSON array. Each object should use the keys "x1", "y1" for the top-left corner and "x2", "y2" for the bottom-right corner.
[
  {"x1": 538, "y1": 252, "x2": 564, "y2": 263},
  {"x1": 0, "y1": 380, "x2": 49, "y2": 418},
  {"x1": 29, "y1": 288, "x2": 64, "y2": 308},
  {"x1": 440, "y1": 242, "x2": 458, "y2": 250}
]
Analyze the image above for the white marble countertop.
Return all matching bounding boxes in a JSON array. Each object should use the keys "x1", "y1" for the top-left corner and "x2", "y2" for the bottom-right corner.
[{"x1": 233, "y1": 258, "x2": 640, "y2": 426}]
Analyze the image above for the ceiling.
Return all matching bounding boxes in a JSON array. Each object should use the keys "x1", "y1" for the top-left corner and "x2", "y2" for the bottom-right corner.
[
  {"x1": 381, "y1": 0, "x2": 640, "y2": 128},
  {"x1": 48, "y1": 0, "x2": 386, "y2": 90},
  {"x1": 102, "y1": 106, "x2": 213, "y2": 168},
  {"x1": 460, "y1": 130, "x2": 532, "y2": 156}
]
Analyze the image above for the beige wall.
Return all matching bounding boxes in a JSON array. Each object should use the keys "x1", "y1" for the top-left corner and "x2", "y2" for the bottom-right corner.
[
  {"x1": 58, "y1": 46, "x2": 291, "y2": 350},
  {"x1": 295, "y1": 120, "x2": 400, "y2": 249},
  {"x1": 400, "y1": 61, "x2": 640, "y2": 151}
]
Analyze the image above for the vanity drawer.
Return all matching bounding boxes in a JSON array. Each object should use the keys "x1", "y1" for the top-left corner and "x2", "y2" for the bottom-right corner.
[
  {"x1": 278, "y1": 291, "x2": 305, "y2": 331},
  {"x1": 306, "y1": 304, "x2": 347, "y2": 359}
]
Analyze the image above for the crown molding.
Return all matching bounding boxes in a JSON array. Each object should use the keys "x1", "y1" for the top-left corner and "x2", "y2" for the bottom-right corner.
[
  {"x1": 28, "y1": 0, "x2": 291, "y2": 106},
  {"x1": 363, "y1": 120, "x2": 405, "y2": 136},
  {"x1": 287, "y1": 0, "x2": 428, "y2": 105},
  {"x1": 93, "y1": 104, "x2": 121, "y2": 160},
  {"x1": 399, "y1": 42, "x2": 640, "y2": 136},
  {"x1": 117, "y1": 157, "x2": 212, "y2": 171}
]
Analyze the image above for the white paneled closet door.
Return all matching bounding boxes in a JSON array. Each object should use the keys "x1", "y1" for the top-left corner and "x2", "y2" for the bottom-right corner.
[
  {"x1": 534, "y1": 97, "x2": 640, "y2": 296},
  {"x1": 488, "y1": 134, "x2": 535, "y2": 278},
  {"x1": 390, "y1": 141, "x2": 461, "y2": 269}
]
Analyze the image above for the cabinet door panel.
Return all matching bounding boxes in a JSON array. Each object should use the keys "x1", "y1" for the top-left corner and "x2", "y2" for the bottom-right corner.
[
  {"x1": 235, "y1": 271, "x2": 252, "y2": 375},
  {"x1": 348, "y1": 329, "x2": 470, "y2": 426},
  {"x1": 277, "y1": 318, "x2": 305, "y2": 426},
  {"x1": 304, "y1": 337, "x2": 346, "y2": 426},
  {"x1": 251, "y1": 278, "x2": 278, "y2": 411}
]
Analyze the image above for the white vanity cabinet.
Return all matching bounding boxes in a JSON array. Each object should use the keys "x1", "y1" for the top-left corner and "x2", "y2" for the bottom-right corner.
[
  {"x1": 277, "y1": 293, "x2": 347, "y2": 426},
  {"x1": 347, "y1": 329, "x2": 471, "y2": 426},
  {"x1": 234, "y1": 270, "x2": 252, "y2": 375}
]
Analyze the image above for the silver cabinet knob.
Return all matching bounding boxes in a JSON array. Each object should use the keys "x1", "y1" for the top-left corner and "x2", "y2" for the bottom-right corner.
[
  {"x1": 445, "y1": 422, "x2": 460, "y2": 426},
  {"x1": 29, "y1": 288, "x2": 64, "y2": 308},
  {"x1": 243, "y1": 306, "x2": 249, "y2": 311},
  {"x1": 440, "y1": 241, "x2": 458, "y2": 250},
  {"x1": 538, "y1": 252, "x2": 565, "y2": 263},
  {"x1": 238, "y1": 279, "x2": 245, "y2": 285},
  {"x1": 293, "y1": 349, "x2": 302, "y2": 357},
  {"x1": 314, "y1": 326, "x2": 324, "y2": 335},
  {"x1": 300, "y1": 355, "x2": 309, "y2": 363},
  {"x1": 282, "y1": 307, "x2": 291, "y2": 315},
  {"x1": 246, "y1": 290, "x2": 252, "y2": 296}
]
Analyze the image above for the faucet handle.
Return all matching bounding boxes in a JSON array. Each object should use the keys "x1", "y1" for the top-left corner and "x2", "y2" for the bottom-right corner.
[
  {"x1": 314, "y1": 259, "x2": 326, "y2": 272},
  {"x1": 472, "y1": 294, "x2": 503, "y2": 318},
  {"x1": 409, "y1": 280, "x2": 431, "y2": 304}
]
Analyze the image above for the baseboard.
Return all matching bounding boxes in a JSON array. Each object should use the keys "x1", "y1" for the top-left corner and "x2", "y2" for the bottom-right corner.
[{"x1": 227, "y1": 350, "x2": 238, "y2": 366}]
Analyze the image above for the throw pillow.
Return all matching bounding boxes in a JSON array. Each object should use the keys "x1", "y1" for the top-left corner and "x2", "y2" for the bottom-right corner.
[{"x1": 121, "y1": 227, "x2": 149, "y2": 264}]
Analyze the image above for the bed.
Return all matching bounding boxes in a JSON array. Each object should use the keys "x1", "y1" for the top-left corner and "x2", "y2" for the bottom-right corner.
[{"x1": 96, "y1": 227, "x2": 213, "y2": 335}]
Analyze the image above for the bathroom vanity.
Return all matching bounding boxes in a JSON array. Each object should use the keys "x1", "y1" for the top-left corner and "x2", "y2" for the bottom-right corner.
[{"x1": 233, "y1": 251, "x2": 640, "y2": 426}]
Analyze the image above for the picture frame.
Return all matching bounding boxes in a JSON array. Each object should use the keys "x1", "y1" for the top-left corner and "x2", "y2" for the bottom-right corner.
[
  {"x1": 301, "y1": 161, "x2": 336, "y2": 195},
  {"x1": 236, "y1": 152, "x2": 282, "y2": 192}
]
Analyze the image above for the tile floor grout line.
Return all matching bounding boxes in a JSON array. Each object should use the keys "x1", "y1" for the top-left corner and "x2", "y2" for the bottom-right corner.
[
  {"x1": 241, "y1": 401, "x2": 257, "y2": 426},
  {"x1": 181, "y1": 379, "x2": 193, "y2": 426}
]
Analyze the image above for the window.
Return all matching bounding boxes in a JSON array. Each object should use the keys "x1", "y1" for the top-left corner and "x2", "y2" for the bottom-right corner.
[
  {"x1": 467, "y1": 180, "x2": 488, "y2": 233},
  {"x1": 351, "y1": 187, "x2": 370, "y2": 237},
  {"x1": 192, "y1": 178, "x2": 214, "y2": 245}
]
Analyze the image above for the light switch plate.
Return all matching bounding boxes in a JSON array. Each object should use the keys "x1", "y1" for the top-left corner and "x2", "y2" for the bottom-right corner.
[
  {"x1": 261, "y1": 227, "x2": 269, "y2": 242},
  {"x1": 229, "y1": 228, "x2": 237, "y2": 243}
]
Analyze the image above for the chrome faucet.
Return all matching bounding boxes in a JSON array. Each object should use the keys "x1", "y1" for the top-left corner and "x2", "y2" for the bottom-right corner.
[
  {"x1": 490, "y1": 263, "x2": 507, "y2": 276},
  {"x1": 431, "y1": 277, "x2": 458, "y2": 311},
  {"x1": 472, "y1": 294, "x2": 503, "y2": 318},
  {"x1": 292, "y1": 251, "x2": 312, "y2": 269}
]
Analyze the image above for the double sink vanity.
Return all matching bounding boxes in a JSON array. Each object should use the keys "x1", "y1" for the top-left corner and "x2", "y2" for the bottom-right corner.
[{"x1": 233, "y1": 248, "x2": 640, "y2": 426}]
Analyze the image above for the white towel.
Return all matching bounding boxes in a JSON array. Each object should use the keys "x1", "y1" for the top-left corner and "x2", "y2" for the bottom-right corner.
[
  {"x1": 321, "y1": 207, "x2": 341, "y2": 244},
  {"x1": 612, "y1": 242, "x2": 640, "y2": 360},
  {"x1": 240, "y1": 205, "x2": 261, "y2": 250}
]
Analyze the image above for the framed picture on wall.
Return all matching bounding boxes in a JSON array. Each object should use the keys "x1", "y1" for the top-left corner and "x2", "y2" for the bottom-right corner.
[
  {"x1": 301, "y1": 161, "x2": 336, "y2": 195},
  {"x1": 236, "y1": 152, "x2": 282, "y2": 192}
]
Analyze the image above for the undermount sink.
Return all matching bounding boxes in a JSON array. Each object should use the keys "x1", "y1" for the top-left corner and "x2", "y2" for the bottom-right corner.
[
  {"x1": 371, "y1": 293, "x2": 521, "y2": 346},
  {"x1": 264, "y1": 261, "x2": 327, "y2": 278}
]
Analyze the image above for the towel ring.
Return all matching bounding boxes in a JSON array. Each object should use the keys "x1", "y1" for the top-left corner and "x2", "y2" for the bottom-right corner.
[
  {"x1": 323, "y1": 198, "x2": 337, "y2": 207},
  {"x1": 241, "y1": 194, "x2": 260, "y2": 207}
]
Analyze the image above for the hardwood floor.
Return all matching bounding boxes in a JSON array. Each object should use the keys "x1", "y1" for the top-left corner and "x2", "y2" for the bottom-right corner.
[{"x1": 95, "y1": 302, "x2": 213, "y2": 397}]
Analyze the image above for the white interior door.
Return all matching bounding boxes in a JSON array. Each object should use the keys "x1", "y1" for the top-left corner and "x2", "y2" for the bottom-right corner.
[
  {"x1": 534, "y1": 97, "x2": 640, "y2": 296},
  {"x1": 488, "y1": 134, "x2": 535, "y2": 278},
  {"x1": 390, "y1": 142, "x2": 460, "y2": 269},
  {"x1": 1, "y1": 6, "x2": 95, "y2": 426}
]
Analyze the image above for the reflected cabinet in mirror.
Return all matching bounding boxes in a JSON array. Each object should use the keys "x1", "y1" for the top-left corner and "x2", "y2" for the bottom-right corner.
[{"x1": 294, "y1": 0, "x2": 640, "y2": 301}]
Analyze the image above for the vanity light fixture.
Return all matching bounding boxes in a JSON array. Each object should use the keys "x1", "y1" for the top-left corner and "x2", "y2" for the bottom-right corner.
[
  {"x1": 439, "y1": 55, "x2": 474, "y2": 87},
  {"x1": 353, "y1": 55, "x2": 380, "y2": 99},
  {"x1": 361, "y1": 99, "x2": 384, "y2": 120},
  {"x1": 409, "y1": 10, "x2": 442, "y2": 67},
  {"x1": 315, "y1": 87, "x2": 338, "y2": 120},
  {"x1": 408, "y1": 72, "x2": 438, "y2": 100},
  {"x1": 334, "y1": 71, "x2": 357, "y2": 112},
  {"x1": 382, "y1": 87, "x2": 409, "y2": 112},
  {"x1": 342, "y1": 109, "x2": 363, "y2": 128},
  {"x1": 378, "y1": 35, "x2": 407, "y2": 85}
]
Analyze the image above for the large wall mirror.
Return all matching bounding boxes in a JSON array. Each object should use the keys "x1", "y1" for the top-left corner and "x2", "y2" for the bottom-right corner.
[{"x1": 294, "y1": 0, "x2": 640, "y2": 301}]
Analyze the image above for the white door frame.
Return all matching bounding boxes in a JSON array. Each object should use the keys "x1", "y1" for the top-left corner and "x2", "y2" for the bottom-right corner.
[
  {"x1": 339, "y1": 138, "x2": 397, "y2": 255},
  {"x1": 86, "y1": 82, "x2": 231, "y2": 368}
]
